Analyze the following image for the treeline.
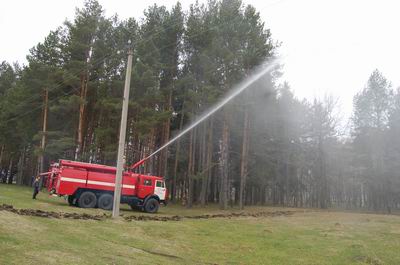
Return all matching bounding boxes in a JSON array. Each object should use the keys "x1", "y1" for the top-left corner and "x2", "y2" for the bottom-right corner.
[{"x1": 0, "y1": 0, "x2": 399, "y2": 211}]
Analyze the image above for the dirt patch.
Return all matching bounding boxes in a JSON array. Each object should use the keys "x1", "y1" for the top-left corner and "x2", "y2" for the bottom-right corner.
[
  {"x1": 353, "y1": 255, "x2": 383, "y2": 265},
  {"x1": 1, "y1": 203, "x2": 295, "y2": 222},
  {"x1": 182, "y1": 210, "x2": 294, "y2": 219},
  {"x1": 125, "y1": 210, "x2": 294, "y2": 222},
  {"x1": 0, "y1": 204, "x2": 107, "y2": 220},
  {"x1": 123, "y1": 215, "x2": 182, "y2": 222}
]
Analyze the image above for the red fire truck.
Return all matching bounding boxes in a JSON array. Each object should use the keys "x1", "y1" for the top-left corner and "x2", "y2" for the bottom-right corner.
[{"x1": 45, "y1": 159, "x2": 167, "y2": 213}]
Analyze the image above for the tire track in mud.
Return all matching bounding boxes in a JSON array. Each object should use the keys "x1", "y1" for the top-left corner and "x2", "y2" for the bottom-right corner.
[
  {"x1": 124, "y1": 210, "x2": 295, "y2": 221},
  {"x1": 0, "y1": 203, "x2": 294, "y2": 221},
  {"x1": 0, "y1": 203, "x2": 107, "y2": 220}
]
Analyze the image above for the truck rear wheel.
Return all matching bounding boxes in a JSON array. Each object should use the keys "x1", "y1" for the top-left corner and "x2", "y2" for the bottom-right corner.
[
  {"x1": 144, "y1": 198, "x2": 159, "y2": 213},
  {"x1": 67, "y1": 195, "x2": 75, "y2": 206},
  {"x1": 98, "y1": 193, "x2": 113, "y2": 210},
  {"x1": 78, "y1": 191, "x2": 97, "y2": 208}
]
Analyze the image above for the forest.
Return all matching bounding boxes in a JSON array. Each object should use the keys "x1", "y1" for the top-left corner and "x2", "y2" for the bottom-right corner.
[{"x1": 1, "y1": 0, "x2": 399, "y2": 211}]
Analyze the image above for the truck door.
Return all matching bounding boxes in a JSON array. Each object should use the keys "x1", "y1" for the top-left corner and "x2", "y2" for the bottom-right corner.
[
  {"x1": 154, "y1": 180, "x2": 166, "y2": 200},
  {"x1": 137, "y1": 177, "x2": 154, "y2": 199}
]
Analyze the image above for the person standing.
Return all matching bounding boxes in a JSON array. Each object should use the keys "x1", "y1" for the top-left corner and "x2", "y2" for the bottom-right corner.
[{"x1": 32, "y1": 176, "x2": 40, "y2": 199}]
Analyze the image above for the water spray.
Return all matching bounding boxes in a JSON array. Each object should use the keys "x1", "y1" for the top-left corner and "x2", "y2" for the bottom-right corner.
[{"x1": 130, "y1": 58, "x2": 281, "y2": 170}]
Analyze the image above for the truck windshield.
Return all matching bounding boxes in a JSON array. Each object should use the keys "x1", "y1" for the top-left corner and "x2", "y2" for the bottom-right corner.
[{"x1": 156, "y1": 181, "x2": 165, "y2": 188}]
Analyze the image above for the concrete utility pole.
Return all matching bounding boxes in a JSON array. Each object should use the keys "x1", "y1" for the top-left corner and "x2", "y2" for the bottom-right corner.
[
  {"x1": 40, "y1": 88, "x2": 48, "y2": 171},
  {"x1": 38, "y1": 87, "x2": 48, "y2": 188},
  {"x1": 112, "y1": 43, "x2": 133, "y2": 218}
]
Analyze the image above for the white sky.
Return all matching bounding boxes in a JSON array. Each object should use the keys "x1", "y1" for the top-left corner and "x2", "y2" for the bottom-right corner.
[{"x1": 1, "y1": 0, "x2": 400, "y2": 120}]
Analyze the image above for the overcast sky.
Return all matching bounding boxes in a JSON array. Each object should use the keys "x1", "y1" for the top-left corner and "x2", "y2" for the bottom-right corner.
[{"x1": 1, "y1": 0, "x2": 399, "y2": 120}]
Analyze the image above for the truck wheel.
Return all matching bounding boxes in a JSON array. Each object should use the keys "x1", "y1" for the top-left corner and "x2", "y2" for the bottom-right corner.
[
  {"x1": 78, "y1": 191, "x2": 97, "y2": 208},
  {"x1": 67, "y1": 195, "x2": 75, "y2": 206},
  {"x1": 98, "y1": 194, "x2": 113, "y2": 210},
  {"x1": 144, "y1": 198, "x2": 159, "y2": 213}
]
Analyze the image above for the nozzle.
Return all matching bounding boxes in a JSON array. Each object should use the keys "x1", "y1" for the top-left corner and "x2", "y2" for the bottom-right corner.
[{"x1": 130, "y1": 158, "x2": 147, "y2": 169}]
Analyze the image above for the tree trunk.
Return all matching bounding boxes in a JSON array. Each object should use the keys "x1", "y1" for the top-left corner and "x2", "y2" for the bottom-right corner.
[
  {"x1": 159, "y1": 89, "x2": 173, "y2": 177},
  {"x1": 7, "y1": 158, "x2": 13, "y2": 184},
  {"x1": 317, "y1": 135, "x2": 328, "y2": 208},
  {"x1": 172, "y1": 101, "x2": 185, "y2": 201},
  {"x1": 199, "y1": 122, "x2": 207, "y2": 205},
  {"x1": 200, "y1": 118, "x2": 213, "y2": 206},
  {"x1": 17, "y1": 147, "x2": 25, "y2": 185},
  {"x1": 239, "y1": 103, "x2": 250, "y2": 209},
  {"x1": 0, "y1": 145, "x2": 4, "y2": 170},
  {"x1": 147, "y1": 128, "x2": 156, "y2": 174},
  {"x1": 213, "y1": 164, "x2": 218, "y2": 203},
  {"x1": 219, "y1": 113, "x2": 229, "y2": 210},
  {"x1": 187, "y1": 130, "x2": 194, "y2": 208},
  {"x1": 251, "y1": 186, "x2": 255, "y2": 205},
  {"x1": 206, "y1": 119, "x2": 214, "y2": 204}
]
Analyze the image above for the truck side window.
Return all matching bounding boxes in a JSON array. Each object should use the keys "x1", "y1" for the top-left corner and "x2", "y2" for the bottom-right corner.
[{"x1": 143, "y1": 179, "x2": 152, "y2": 186}]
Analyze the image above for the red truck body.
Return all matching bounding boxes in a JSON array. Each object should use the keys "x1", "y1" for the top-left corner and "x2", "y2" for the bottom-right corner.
[{"x1": 46, "y1": 160, "x2": 167, "y2": 213}]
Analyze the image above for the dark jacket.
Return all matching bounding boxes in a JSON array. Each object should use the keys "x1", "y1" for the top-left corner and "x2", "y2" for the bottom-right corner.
[{"x1": 33, "y1": 179, "x2": 40, "y2": 189}]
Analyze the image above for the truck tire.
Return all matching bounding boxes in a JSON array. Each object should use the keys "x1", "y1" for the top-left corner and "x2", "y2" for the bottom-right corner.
[
  {"x1": 67, "y1": 195, "x2": 75, "y2": 206},
  {"x1": 144, "y1": 198, "x2": 159, "y2": 213},
  {"x1": 78, "y1": 191, "x2": 97, "y2": 208},
  {"x1": 98, "y1": 193, "x2": 113, "y2": 210}
]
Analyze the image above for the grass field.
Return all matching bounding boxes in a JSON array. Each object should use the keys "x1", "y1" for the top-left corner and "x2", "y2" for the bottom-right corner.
[{"x1": 1, "y1": 184, "x2": 400, "y2": 265}]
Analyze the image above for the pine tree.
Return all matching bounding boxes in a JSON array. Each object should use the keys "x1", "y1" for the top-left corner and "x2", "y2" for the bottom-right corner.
[{"x1": 352, "y1": 69, "x2": 393, "y2": 210}]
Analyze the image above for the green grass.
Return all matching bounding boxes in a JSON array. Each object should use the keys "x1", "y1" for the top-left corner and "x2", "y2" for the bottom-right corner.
[{"x1": 1, "y1": 184, "x2": 400, "y2": 264}]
